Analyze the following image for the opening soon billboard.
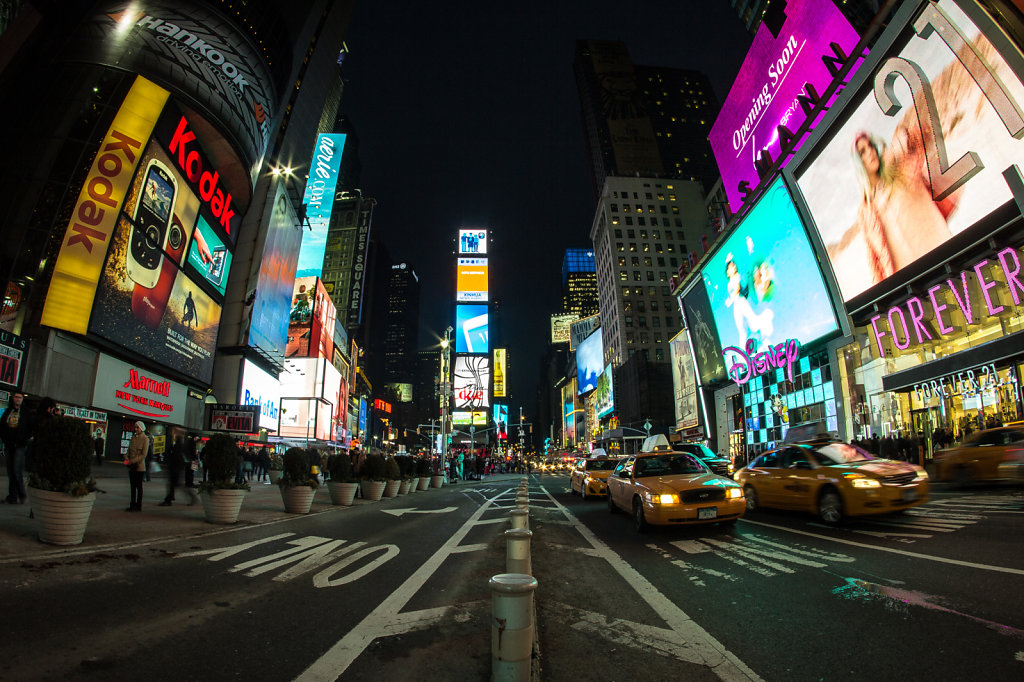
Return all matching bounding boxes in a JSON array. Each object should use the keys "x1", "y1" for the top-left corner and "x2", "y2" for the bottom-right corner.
[{"x1": 796, "y1": 0, "x2": 1024, "y2": 304}]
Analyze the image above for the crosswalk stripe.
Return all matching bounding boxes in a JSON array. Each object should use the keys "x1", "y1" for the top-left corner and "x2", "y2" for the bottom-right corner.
[
  {"x1": 701, "y1": 537, "x2": 798, "y2": 573},
  {"x1": 743, "y1": 535, "x2": 856, "y2": 562}
]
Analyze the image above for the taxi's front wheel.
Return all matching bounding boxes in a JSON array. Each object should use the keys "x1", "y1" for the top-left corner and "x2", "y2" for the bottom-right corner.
[
  {"x1": 744, "y1": 485, "x2": 759, "y2": 512},
  {"x1": 607, "y1": 491, "x2": 618, "y2": 513},
  {"x1": 818, "y1": 488, "x2": 844, "y2": 524},
  {"x1": 633, "y1": 498, "x2": 648, "y2": 533}
]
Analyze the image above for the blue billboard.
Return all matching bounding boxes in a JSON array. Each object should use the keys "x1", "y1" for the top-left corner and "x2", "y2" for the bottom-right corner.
[
  {"x1": 575, "y1": 328, "x2": 604, "y2": 395},
  {"x1": 701, "y1": 178, "x2": 838, "y2": 356},
  {"x1": 296, "y1": 133, "x2": 346, "y2": 278},
  {"x1": 455, "y1": 304, "x2": 489, "y2": 354}
]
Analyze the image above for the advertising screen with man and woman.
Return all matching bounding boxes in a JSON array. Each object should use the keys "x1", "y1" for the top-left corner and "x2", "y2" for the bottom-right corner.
[{"x1": 701, "y1": 178, "x2": 839, "y2": 359}]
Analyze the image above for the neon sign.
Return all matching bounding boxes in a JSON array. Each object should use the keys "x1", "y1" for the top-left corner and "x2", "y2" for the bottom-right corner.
[
  {"x1": 870, "y1": 246, "x2": 1024, "y2": 355},
  {"x1": 723, "y1": 338, "x2": 801, "y2": 385}
]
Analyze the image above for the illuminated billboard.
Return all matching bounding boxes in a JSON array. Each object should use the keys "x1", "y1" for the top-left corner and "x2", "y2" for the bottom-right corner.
[
  {"x1": 550, "y1": 313, "x2": 578, "y2": 344},
  {"x1": 493, "y1": 404, "x2": 509, "y2": 433},
  {"x1": 296, "y1": 133, "x2": 347, "y2": 278},
  {"x1": 701, "y1": 178, "x2": 838, "y2": 355},
  {"x1": 594, "y1": 363, "x2": 614, "y2": 419},
  {"x1": 84, "y1": 102, "x2": 249, "y2": 384},
  {"x1": 286, "y1": 277, "x2": 336, "y2": 359},
  {"x1": 244, "y1": 180, "x2": 301, "y2": 363},
  {"x1": 569, "y1": 314, "x2": 600, "y2": 351},
  {"x1": 680, "y1": 285, "x2": 726, "y2": 385},
  {"x1": 240, "y1": 359, "x2": 281, "y2": 431},
  {"x1": 709, "y1": 0, "x2": 860, "y2": 212},
  {"x1": 453, "y1": 411, "x2": 488, "y2": 426},
  {"x1": 455, "y1": 305, "x2": 489, "y2": 354},
  {"x1": 669, "y1": 331, "x2": 699, "y2": 429},
  {"x1": 564, "y1": 395, "x2": 576, "y2": 443},
  {"x1": 459, "y1": 229, "x2": 488, "y2": 254},
  {"x1": 796, "y1": 0, "x2": 1024, "y2": 303},
  {"x1": 279, "y1": 357, "x2": 340, "y2": 441},
  {"x1": 453, "y1": 355, "x2": 490, "y2": 409},
  {"x1": 492, "y1": 348, "x2": 507, "y2": 398},
  {"x1": 456, "y1": 257, "x2": 488, "y2": 302},
  {"x1": 575, "y1": 328, "x2": 604, "y2": 395}
]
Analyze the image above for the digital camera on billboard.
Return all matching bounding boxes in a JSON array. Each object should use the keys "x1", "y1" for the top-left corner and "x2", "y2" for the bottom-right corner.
[{"x1": 127, "y1": 159, "x2": 177, "y2": 288}]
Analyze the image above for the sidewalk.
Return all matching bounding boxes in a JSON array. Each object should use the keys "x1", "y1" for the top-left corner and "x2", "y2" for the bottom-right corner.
[{"x1": 0, "y1": 462, "x2": 523, "y2": 560}]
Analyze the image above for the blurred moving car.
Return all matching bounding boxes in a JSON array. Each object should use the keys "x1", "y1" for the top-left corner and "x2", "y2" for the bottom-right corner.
[
  {"x1": 606, "y1": 435, "x2": 744, "y2": 532},
  {"x1": 933, "y1": 425, "x2": 1024, "y2": 485},
  {"x1": 735, "y1": 440, "x2": 929, "y2": 523},
  {"x1": 570, "y1": 454, "x2": 619, "y2": 498},
  {"x1": 675, "y1": 442, "x2": 734, "y2": 478}
]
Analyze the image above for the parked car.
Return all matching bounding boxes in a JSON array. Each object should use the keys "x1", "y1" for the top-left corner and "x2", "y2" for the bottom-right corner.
[
  {"x1": 933, "y1": 425, "x2": 1024, "y2": 486},
  {"x1": 735, "y1": 439, "x2": 929, "y2": 523},
  {"x1": 570, "y1": 456, "x2": 619, "y2": 498},
  {"x1": 606, "y1": 435, "x2": 744, "y2": 532}
]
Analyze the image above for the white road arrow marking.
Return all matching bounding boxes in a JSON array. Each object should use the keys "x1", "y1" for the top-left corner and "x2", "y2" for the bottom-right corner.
[{"x1": 381, "y1": 506, "x2": 458, "y2": 517}]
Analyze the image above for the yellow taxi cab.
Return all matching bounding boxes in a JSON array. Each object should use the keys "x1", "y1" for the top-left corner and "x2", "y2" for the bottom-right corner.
[
  {"x1": 606, "y1": 435, "x2": 745, "y2": 532},
  {"x1": 933, "y1": 425, "x2": 1024, "y2": 485},
  {"x1": 570, "y1": 451, "x2": 619, "y2": 499},
  {"x1": 735, "y1": 438, "x2": 929, "y2": 524}
]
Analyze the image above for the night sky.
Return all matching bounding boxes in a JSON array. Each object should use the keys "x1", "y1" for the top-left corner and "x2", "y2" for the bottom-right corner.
[{"x1": 341, "y1": 1, "x2": 752, "y2": 417}]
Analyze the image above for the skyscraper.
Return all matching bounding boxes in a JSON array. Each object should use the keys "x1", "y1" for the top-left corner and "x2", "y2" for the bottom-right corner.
[
  {"x1": 573, "y1": 40, "x2": 721, "y2": 200},
  {"x1": 561, "y1": 248, "x2": 599, "y2": 320},
  {"x1": 382, "y1": 262, "x2": 421, "y2": 384}
]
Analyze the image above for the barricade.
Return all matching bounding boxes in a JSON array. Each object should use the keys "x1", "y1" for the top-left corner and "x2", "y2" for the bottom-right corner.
[{"x1": 490, "y1": 573, "x2": 537, "y2": 682}]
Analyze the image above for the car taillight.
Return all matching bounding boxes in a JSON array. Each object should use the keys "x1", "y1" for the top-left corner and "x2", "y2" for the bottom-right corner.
[{"x1": 1001, "y1": 448, "x2": 1024, "y2": 462}]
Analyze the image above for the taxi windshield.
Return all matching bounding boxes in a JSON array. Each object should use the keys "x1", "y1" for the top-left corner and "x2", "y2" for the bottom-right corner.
[
  {"x1": 634, "y1": 453, "x2": 707, "y2": 478},
  {"x1": 814, "y1": 443, "x2": 874, "y2": 465},
  {"x1": 586, "y1": 459, "x2": 619, "y2": 471}
]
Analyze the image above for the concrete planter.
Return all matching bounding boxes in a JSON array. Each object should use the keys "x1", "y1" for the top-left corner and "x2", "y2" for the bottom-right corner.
[
  {"x1": 200, "y1": 489, "x2": 246, "y2": 524},
  {"x1": 407, "y1": 477, "x2": 419, "y2": 493},
  {"x1": 398, "y1": 479, "x2": 412, "y2": 495},
  {"x1": 361, "y1": 480, "x2": 386, "y2": 501},
  {"x1": 417, "y1": 477, "x2": 430, "y2": 491},
  {"x1": 430, "y1": 475, "x2": 444, "y2": 488},
  {"x1": 269, "y1": 470, "x2": 282, "y2": 484},
  {"x1": 327, "y1": 481, "x2": 359, "y2": 506},
  {"x1": 383, "y1": 480, "x2": 401, "y2": 498},
  {"x1": 29, "y1": 488, "x2": 95, "y2": 546},
  {"x1": 280, "y1": 485, "x2": 316, "y2": 514}
]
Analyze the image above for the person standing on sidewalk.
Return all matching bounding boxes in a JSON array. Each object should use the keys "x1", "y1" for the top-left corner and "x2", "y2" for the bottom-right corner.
[
  {"x1": 126, "y1": 421, "x2": 149, "y2": 512},
  {"x1": 0, "y1": 391, "x2": 31, "y2": 504},
  {"x1": 160, "y1": 428, "x2": 197, "y2": 506},
  {"x1": 93, "y1": 430, "x2": 104, "y2": 467}
]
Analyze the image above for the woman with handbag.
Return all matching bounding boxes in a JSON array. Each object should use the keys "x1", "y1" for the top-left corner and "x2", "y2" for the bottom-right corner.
[{"x1": 125, "y1": 422, "x2": 149, "y2": 512}]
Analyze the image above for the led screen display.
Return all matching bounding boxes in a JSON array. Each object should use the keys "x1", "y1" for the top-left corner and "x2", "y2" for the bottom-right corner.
[
  {"x1": 296, "y1": 133, "x2": 346, "y2": 278},
  {"x1": 701, "y1": 178, "x2": 838, "y2": 355},
  {"x1": 569, "y1": 313, "x2": 600, "y2": 351},
  {"x1": 575, "y1": 328, "x2": 604, "y2": 395},
  {"x1": 456, "y1": 257, "x2": 488, "y2": 302},
  {"x1": 459, "y1": 229, "x2": 488, "y2": 254},
  {"x1": 453, "y1": 411, "x2": 488, "y2": 425},
  {"x1": 493, "y1": 348, "x2": 507, "y2": 398},
  {"x1": 286, "y1": 277, "x2": 335, "y2": 359},
  {"x1": 453, "y1": 355, "x2": 490, "y2": 409},
  {"x1": 594, "y1": 363, "x2": 615, "y2": 419},
  {"x1": 185, "y1": 215, "x2": 232, "y2": 298},
  {"x1": 240, "y1": 359, "x2": 281, "y2": 431},
  {"x1": 455, "y1": 305, "x2": 489, "y2": 354},
  {"x1": 709, "y1": 0, "x2": 860, "y2": 212},
  {"x1": 670, "y1": 331, "x2": 699, "y2": 429},
  {"x1": 564, "y1": 397, "x2": 575, "y2": 443},
  {"x1": 680, "y1": 286, "x2": 726, "y2": 385},
  {"x1": 796, "y1": 0, "x2": 1024, "y2": 303},
  {"x1": 493, "y1": 404, "x2": 509, "y2": 432}
]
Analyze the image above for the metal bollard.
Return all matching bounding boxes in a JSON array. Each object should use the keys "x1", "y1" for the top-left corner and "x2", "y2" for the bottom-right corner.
[
  {"x1": 509, "y1": 507, "x2": 529, "y2": 530},
  {"x1": 505, "y1": 528, "x2": 532, "y2": 575},
  {"x1": 490, "y1": 573, "x2": 537, "y2": 682}
]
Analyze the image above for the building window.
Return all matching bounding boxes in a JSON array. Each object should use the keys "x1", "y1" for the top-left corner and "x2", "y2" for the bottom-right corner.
[
  {"x1": 670, "y1": 257, "x2": 678, "y2": 267},
  {"x1": 645, "y1": 192, "x2": 653, "y2": 199},
  {"x1": 614, "y1": 229, "x2": 623, "y2": 238},
  {"x1": 638, "y1": 317, "x2": 647, "y2": 328},
  {"x1": 621, "y1": 287, "x2": 630, "y2": 297},
  {"x1": 638, "y1": 217, "x2": 646, "y2": 226},
  {"x1": 643, "y1": 256, "x2": 652, "y2": 266},
  {"x1": 631, "y1": 256, "x2": 639, "y2": 266},
  {"x1": 652, "y1": 231, "x2": 661, "y2": 240},
  {"x1": 672, "y1": 206, "x2": 679, "y2": 214},
  {"x1": 666, "y1": 316, "x2": 674, "y2": 327},
  {"x1": 661, "y1": 286, "x2": 670, "y2": 295},
  {"x1": 640, "y1": 230, "x2": 648, "y2": 240},
  {"x1": 625, "y1": 316, "x2": 633, "y2": 327},
  {"x1": 619, "y1": 271, "x2": 628, "y2": 281},
  {"x1": 651, "y1": 217, "x2": 658, "y2": 226},
  {"x1": 656, "y1": 348, "x2": 665, "y2": 361},
  {"x1": 633, "y1": 271, "x2": 642, "y2": 281},
  {"x1": 616, "y1": 242, "x2": 624, "y2": 252},
  {"x1": 611, "y1": 203, "x2": 618, "y2": 212},
  {"x1": 647, "y1": 205, "x2": 655, "y2": 214},
  {"x1": 647, "y1": 286, "x2": 656, "y2": 296},
  {"x1": 626, "y1": 216, "x2": 634, "y2": 225},
  {"x1": 627, "y1": 333, "x2": 635, "y2": 344},
  {"x1": 623, "y1": 204, "x2": 631, "y2": 212},
  {"x1": 664, "y1": 230, "x2": 672, "y2": 240},
  {"x1": 640, "y1": 333, "x2": 650, "y2": 344},
  {"x1": 669, "y1": 194, "x2": 677, "y2": 201},
  {"x1": 660, "y1": 205, "x2": 668, "y2": 214},
  {"x1": 653, "y1": 316, "x2": 661, "y2": 327},
  {"x1": 666, "y1": 244, "x2": 674, "y2": 253},
  {"x1": 627, "y1": 229, "x2": 636, "y2": 238},
  {"x1": 635, "y1": 204, "x2": 643, "y2": 212},
  {"x1": 637, "y1": 300, "x2": 646, "y2": 312},
  {"x1": 618, "y1": 256, "x2": 626, "y2": 266},
  {"x1": 623, "y1": 300, "x2": 632, "y2": 312},
  {"x1": 674, "y1": 218, "x2": 682, "y2": 227},
  {"x1": 630, "y1": 243, "x2": 637, "y2": 252},
  {"x1": 657, "y1": 257, "x2": 665, "y2": 267},
  {"x1": 646, "y1": 271, "x2": 655, "y2": 281},
  {"x1": 659, "y1": 272, "x2": 668, "y2": 282},
  {"x1": 657, "y1": 193, "x2": 665, "y2": 201}
]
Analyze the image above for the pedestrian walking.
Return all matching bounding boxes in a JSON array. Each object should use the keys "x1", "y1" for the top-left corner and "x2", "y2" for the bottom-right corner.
[
  {"x1": 160, "y1": 428, "x2": 197, "y2": 506},
  {"x1": 93, "y1": 431, "x2": 104, "y2": 467},
  {"x1": 126, "y1": 421, "x2": 149, "y2": 512},
  {"x1": 0, "y1": 391, "x2": 31, "y2": 505},
  {"x1": 184, "y1": 435, "x2": 199, "y2": 490}
]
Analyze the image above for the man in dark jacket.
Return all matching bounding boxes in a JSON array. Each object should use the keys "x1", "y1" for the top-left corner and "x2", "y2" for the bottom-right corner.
[
  {"x1": 160, "y1": 428, "x2": 197, "y2": 506},
  {"x1": 0, "y1": 391, "x2": 31, "y2": 504}
]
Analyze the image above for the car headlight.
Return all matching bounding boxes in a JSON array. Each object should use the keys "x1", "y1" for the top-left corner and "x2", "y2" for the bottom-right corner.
[
  {"x1": 916, "y1": 470, "x2": 929, "y2": 480},
  {"x1": 725, "y1": 487, "x2": 743, "y2": 499},
  {"x1": 646, "y1": 492, "x2": 679, "y2": 504},
  {"x1": 850, "y1": 478, "x2": 881, "y2": 488}
]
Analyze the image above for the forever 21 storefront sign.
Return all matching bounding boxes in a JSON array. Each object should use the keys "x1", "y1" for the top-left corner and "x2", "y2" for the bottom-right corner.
[{"x1": 92, "y1": 353, "x2": 187, "y2": 423}]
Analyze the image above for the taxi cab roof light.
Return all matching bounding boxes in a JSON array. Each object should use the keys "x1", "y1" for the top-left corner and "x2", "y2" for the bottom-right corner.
[
  {"x1": 590, "y1": 448, "x2": 608, "y2": 458},
  {"x1": 642, "y1": 434, "x2": 672, "y2": 452}
]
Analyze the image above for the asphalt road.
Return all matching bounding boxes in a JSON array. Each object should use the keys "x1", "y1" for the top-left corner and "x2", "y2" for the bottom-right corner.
[
  {"x1": 2, "y1": 473, "x2": 1022, "y2": 681},
  {"x1": 531, "y1": 472, "x2": 1024, "y2": 681}
]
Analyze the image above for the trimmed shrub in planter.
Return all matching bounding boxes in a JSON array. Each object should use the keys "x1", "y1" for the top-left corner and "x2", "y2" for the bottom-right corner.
[
  {"x1": 279, "y1": 447, "x2": 317, "y2": 513},
  {"x1": 197, "y1": 434, "x2": 249, "y2": 524},
  {"x1": 327, "y1": 453, "x2": 359, "y2": 506},
  {"x1": 383, "y1": 455, "x2": 402, "y2": 497},
  {"x1": 28, "y1": 416, "x2": 98, "y2": 545},
  {"x1": 416, "y1": 458, "x2": 432, "y2": 490}
]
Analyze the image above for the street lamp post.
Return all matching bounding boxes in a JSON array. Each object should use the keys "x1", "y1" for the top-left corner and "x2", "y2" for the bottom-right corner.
[{"x1": 439, "y1": 326, "x2": 453, "y2": 474}]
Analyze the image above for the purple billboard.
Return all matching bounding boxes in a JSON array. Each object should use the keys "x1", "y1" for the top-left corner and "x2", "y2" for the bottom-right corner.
[{"x1": 709, "y1": 0, "x2": 860, "y2": 212}]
